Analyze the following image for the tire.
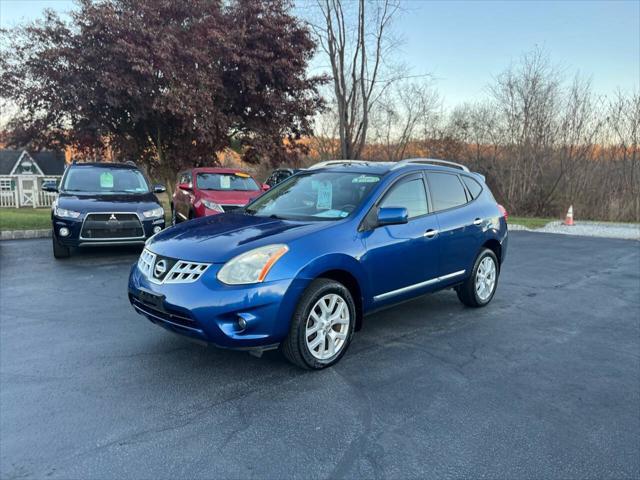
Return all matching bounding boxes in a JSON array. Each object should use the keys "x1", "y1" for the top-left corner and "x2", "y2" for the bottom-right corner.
[
  {"x1": 282, "y1": 278, "x2": 356, "y2": 370},
  {"x1": 52, "y1": 234, "x2": 70, "y2": 259},
  {"x1": 456, "y1": 248, "x2": 499, "y2": 308}
]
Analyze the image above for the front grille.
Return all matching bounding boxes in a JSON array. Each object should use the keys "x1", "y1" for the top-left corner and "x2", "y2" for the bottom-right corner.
[
  {"x1": 138, "y1": 249, "x2": 156, "y2": 277},
  {"x1": 220, "y1": 204, "x2": 244, "y2": 213},
  {"x1": 138, "y1": 248, "x2": 210, "y2": 284},
  {"x1": 164, "y1": 261, "x2": 209, "y2": 283},
  {"x1": 81, "y1": 213, "x2": 143, "y2": 240}
]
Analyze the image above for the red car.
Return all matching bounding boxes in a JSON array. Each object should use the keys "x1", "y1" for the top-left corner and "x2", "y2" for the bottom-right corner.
[{"x1": 171, "y1": 167, "x2": 268, "y2": 223}]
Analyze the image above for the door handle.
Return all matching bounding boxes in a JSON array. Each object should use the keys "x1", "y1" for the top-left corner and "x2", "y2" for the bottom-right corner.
[
  {"x1": 473, "y1": 218, "x2": 483, "y2": 226},
  {"x1": 424, "y1": 229, "x2": 439, "y2": 238}
]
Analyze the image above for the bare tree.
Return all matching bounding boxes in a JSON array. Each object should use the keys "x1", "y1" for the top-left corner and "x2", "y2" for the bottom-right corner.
[
  {"x1": 313, "y1": 0, "x2": 402, "y2": 159},
  {"x1": 369, "y1": 79, "x2": 440, "y2": 161}
]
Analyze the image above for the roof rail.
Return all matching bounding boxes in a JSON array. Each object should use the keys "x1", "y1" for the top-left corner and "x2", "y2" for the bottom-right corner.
[
  {"x1": 393, "y1": 158, "x2": 470, "y2": 172},
  {"x1": 307, "y1": 160, "x2": 372, "y2": 170}
]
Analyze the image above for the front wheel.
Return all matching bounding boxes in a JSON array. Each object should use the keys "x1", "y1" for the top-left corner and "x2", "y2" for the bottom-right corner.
[
  {"x1": 456, "y1": 248, "x2": 499, "y2": 307},
  {"x1": 52, "y1": 234, "x2": 70, "y2": 259},
  {"x1": 282, "y1": 279, "x2": 355, "y2": 370}
]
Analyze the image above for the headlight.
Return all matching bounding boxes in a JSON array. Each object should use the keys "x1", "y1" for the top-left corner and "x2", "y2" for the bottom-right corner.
[
  {"x1": 202, "y1": 199, "x2": 224, "y2": 212},
  {"x1": 142, "y1": 207, "x2": 164, "y2": 219},
  {"x1": 217, "y1": 244, "x2": 289, "y2": 285},
  {"x1": 53, "y1": 205, "x2": 81, "y2": 219}
]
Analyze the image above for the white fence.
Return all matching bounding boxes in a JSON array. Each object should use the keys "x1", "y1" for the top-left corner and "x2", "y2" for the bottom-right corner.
[
  {"x1": 0, "y1": 191, "x2": 18, "y2": 208},
  {"x1": 0, "y1": 190, "x2": 56, "y2": 208},
  {"x1": 37, "y1": 191, "x2": 57, "y2": 207}
]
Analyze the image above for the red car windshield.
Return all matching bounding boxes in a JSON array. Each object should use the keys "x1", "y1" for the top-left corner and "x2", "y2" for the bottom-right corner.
[{"x1": 196, "y1": 173, "x2": 259, "y2": 191}]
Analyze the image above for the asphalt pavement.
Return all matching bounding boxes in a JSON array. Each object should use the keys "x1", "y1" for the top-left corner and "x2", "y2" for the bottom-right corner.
[{"x1": 1, "y1": 232, "x2": 639, "y2": 479}]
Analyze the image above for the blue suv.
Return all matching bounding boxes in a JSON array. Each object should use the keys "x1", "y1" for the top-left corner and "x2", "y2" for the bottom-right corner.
[{"x1": 128, "y1": 159, "x2": 508, "y2": 369}]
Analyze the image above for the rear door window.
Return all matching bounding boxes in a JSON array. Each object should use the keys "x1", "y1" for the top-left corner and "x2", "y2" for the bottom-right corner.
[
  {"x1": 427, "y1": 172, "x2": 468, "y2": 211},
  {"x1": 379, "y1": 178, "x2": 429, "y2": 218}
]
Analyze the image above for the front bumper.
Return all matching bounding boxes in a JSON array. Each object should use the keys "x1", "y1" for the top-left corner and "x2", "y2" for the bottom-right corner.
[
  {"x1": 53, "y1": 215, "x2": 165, "y2": 247},
  {"x1": 127, "y1": 262, "x2": 308, "y2": 349}
]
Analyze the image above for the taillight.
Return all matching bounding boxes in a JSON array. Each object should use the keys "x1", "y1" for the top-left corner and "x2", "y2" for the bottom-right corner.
[{"x1": 497, "y1": 204, "x2": 508, "y2": 220}]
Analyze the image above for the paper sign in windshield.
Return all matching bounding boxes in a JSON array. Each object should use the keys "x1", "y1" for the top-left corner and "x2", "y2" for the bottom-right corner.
[
  {"x1": 220, "y1": 175, "x2": 231, "y2": 189},
  {"x1": 316, "y1": 181, "x2": 332, "y2": 210},
  {"x1": 100, "y1": 172, "x2": 114, "y2": 188},
  {"x1": 352, "y1": 175, "x2": 379, "y2": 183}
]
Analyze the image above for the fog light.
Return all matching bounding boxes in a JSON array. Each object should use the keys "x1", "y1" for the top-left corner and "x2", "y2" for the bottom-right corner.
[
  {"x1": 153, "y1": 226, "x2": 162, "y2": 234},
  {"x1": 237, "y1": 317, "x2": 248, "y2": 331},
  {"x1": 59, "y1": 227, "x2": 69, "y2": 237}
]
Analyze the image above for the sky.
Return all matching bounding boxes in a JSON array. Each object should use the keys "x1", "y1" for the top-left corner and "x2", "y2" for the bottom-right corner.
[{"x1": 1, "y1": 0, "x2": 638, "y2": 108}]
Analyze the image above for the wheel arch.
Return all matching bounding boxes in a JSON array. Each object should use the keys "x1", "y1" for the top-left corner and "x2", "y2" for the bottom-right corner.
[
  {"x1": 316, "y1": 269, "x2": 364, "y2": 331},
  {"x1": 295, "y1": 253, "x2": 369, "y2": 332},
  {"x1": 481, "y1": 238, "x2": 502, "y2": 266}
]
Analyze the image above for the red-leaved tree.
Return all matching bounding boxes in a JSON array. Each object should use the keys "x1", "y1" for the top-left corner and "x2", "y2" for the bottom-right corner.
[{"x1": 0, "y1": 0, "x2": 325, "y2": 186}]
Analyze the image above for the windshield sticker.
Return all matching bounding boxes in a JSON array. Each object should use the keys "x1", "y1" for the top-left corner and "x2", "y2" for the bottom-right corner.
[
  {"x1": 316, "y1": 181, "x2": 332, "y2": 210},
  {"x1": 352, "y1": 175, "x2": 379, "y2": 184},
  {"x1": 235, "y1": 172, "x2": 250, "y2": 178},
  {"x1": 313, "y1": 209, "x2": 343, "y2": 218},
  {"x1": 100, "y1": 172, "x2": 114, "y2": 188},
  {"x1": 220, "y1": 175, "x2": 231, "y2": 189}
]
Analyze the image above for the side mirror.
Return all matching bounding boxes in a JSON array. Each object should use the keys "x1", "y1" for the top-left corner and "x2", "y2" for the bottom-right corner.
[
  {"x1": 178, "y1": 182, "x2": 192, "y2": 191},
  {"x1": 42, "y1": 181, "x2": 58, "y2": 193},
  {"x1": 377, "y1": 207, "x2": 408, "y2": 227},
  {"x1": 262, "y1": 183, "x2": 270, "y2": 191},
  {"x1": 153, "y1": 184, "x2": 166, "y2": 193}
]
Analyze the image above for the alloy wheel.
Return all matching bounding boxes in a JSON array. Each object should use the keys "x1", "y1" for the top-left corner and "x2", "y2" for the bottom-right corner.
[
  {"x1": 305, "y1": 293, "x2": 350, "y2": 360},
  {"x1": 475, "y1": 256, "x2": 497, "y2": 301}
]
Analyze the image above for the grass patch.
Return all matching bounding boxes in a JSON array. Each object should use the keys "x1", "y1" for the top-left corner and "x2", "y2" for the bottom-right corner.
[
  {"x1": 0, "y1": 208, "x2": 52, "y2": 231},
  {"x1": 509, "y1": 216, "x2": 554, "y2": 229}
]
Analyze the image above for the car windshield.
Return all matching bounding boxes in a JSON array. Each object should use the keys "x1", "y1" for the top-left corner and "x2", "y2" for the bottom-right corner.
[
  {"x1": 245, "y1": 171, "x2": 381, "y2": 221},
  {"x1": 196, "y1": 173, "x2": 259, "y2": 191},
  {"x1": 62, "y1": 167, "x2": 149, "y2": 194}
]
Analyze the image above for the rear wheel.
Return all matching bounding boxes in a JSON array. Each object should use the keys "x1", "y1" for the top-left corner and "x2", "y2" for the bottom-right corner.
[
  {"x1": 52, "y1": 234, "x2": 70, "y2": 259},
  {"x1": 456, "y1": 248, "x2": 499, "y2": 307},
  {"x1": 282, "y1": 279, "x2": 355, "y2": 369}
]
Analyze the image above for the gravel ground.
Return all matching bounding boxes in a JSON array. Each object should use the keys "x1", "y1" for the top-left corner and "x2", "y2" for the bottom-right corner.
[{"x1": 509, "y1": 220, "x2": 640, "y2": 240}]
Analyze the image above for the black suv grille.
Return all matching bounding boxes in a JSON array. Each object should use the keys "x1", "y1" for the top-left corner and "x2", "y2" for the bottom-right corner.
[{"x1": 81, "y1": 213, "x2": 144, "y2": 239}]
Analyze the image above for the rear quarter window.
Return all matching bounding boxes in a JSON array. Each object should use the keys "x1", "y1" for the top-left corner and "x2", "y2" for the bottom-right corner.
[
  {"x1": 461, "y1": 176, "x2": 483, "y2": 199},
  {"x1": 427, "y1": 172, "x2": 468, "y2": 211}
]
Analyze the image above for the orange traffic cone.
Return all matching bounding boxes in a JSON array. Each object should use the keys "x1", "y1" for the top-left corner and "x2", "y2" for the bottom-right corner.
[{"x1": 563, "y1": 205, "x2": 574, "y2": 226}]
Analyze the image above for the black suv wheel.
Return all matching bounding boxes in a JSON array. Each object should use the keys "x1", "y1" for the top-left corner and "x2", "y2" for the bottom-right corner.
[{"x1": 52, "y1": 234, "x2": 70, "y2": 259}]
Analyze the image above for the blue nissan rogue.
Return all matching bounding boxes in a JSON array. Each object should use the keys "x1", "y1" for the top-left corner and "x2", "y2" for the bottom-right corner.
[{"x1": 128, "y1": 159, "x2": 508, "y2": 369}]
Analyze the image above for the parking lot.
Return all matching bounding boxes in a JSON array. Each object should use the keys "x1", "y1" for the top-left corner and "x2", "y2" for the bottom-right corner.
[{"x1": 1, "y1": 231, "x2": 639, "y2": 479}]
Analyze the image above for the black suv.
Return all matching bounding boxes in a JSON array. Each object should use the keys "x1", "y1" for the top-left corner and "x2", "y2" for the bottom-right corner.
[{"x1": 43, "y1": 162, "x2": 166, "y2": 258}]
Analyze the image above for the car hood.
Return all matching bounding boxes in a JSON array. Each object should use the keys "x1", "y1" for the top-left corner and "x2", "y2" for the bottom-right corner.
[
  {"x1": 57, "y1": 192, "x2": 162, "y2": 214},
  {"x1": 198, "y1": 189, "x2": 261, "y2": 205},
  {"x1": 147, "y1": 213, "x2": 333, "y2": 263}
]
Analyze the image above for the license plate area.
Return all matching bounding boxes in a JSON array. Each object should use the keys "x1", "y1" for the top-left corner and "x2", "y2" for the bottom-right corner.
[{"x1": 137, "y1": 288, "x2": 165, "y2": 310}]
